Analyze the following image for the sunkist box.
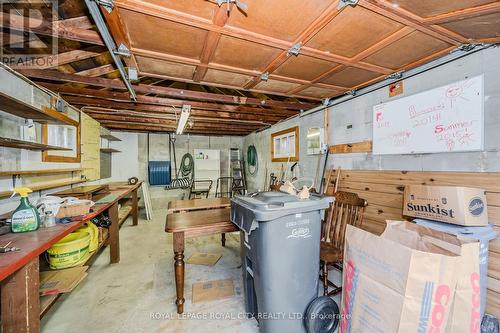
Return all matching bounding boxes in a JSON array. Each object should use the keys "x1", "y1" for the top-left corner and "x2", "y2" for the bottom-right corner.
[{"x1": 403, "y1": 185, "x2": 488, "y2": 226}]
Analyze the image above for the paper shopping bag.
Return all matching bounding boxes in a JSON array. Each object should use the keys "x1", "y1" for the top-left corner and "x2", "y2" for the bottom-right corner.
[{"x1": 340, "y1": 221, "x2": 466, "y2": 333}]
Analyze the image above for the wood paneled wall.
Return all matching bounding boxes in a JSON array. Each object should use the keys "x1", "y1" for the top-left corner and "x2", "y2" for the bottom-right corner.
[
  {"x1": 325, "y1": 169, "x2": 500, "y2": 317},
  {"x1": 81, "y1": 113, "x2": 100, "y2": 181}
]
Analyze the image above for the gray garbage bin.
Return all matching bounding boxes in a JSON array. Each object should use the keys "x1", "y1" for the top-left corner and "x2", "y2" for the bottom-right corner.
[
  {"x1": 415, "y1": 219, "x2": 498, "y2": 318},
  {"x1": 231, "y1": 191, "x2": 334, "y2": 333}
]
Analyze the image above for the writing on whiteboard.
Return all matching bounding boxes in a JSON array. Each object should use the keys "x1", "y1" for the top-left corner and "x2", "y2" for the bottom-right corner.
[{"x1": 373, "y1": 75, "x2": 484, "y2": 155}]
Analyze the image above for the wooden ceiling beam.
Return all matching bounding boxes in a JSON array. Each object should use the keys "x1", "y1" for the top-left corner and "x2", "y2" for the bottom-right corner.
[
  {"x1": 100, "y1": 4, "x2": 139, "y2": 69},
  {"x1": 0, "y1": 12, "x2": 104, "y2": 45},
  {"x1": 55, "y1": 16, "x2": 94, "y2": 30},
  {"x1": 102, "y1": 122, "x2": 251, "y2": 135},
  {"x1": 37, "y1": 83, "x2": 297, "y2": 116},
  {"x1": 133, "y1": 48, "x2": 347, "y2": 91},
  {"x1": 68, "y1": 96, "x2": 285, "y2": 122},
  {"x1": 424, "y1": 2, "x2": 500, "y2": 25},
  {"x1": 83, "y1": 108, "x2": 271, "y2": 125},
  {"x1": 116, "y1": 0, "x2": 393, "y2": 75},
  {"x1": 100, "y1": 120, "x2": 254, "y2": 134},
  {"x1": 11, "y1": 50, "x2": 100, "y2": 69},
  {"x1": 75, "y1": 64, "x2": 116, "y2": 77},
  {"x1": 289, "y1": 25, "x2": 416, "y2": 96},
  {"x1": 20, "y1": 69, "x2": 315, "y2": 110},
  {"x1": 192, "y1": 4, "x2": 232, "y2": 82},
  {"x1": 359, "y1": 0, "x2": 467, "y2": 44},
  {"x1": 87, "y1": 113, "x2": 262, "y2": 129},
  {"x1": 245, "y1": 1, "x2": 345, "y2": 89}
]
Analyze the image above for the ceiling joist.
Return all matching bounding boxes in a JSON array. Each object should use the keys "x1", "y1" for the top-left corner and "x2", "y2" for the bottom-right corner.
[{"x1": 19, "y1": 69, "x2": 314, "y2": 110}]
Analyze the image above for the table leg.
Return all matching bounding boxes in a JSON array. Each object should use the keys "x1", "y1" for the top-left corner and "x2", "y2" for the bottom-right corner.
[
  {"x1": 1, "y1": 257, "x2": 40, "y2": 333},
  {"x1": 109, "y1": 202, "x2": 120, "y2": 264},
  {"x1": 132, "y1": 189, "x2": 139, "y2": 226},
  {"x1": 173, "y1": 232, "x2": 185, "y2": 314},
  {"x1": 221, "y1": 233, "x2": 226, "y2": 247}
]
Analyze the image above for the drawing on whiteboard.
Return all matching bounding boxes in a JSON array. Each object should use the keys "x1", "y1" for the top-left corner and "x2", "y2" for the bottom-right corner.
[
  {"x1": 445, "y1": 78, "x2": 475, "y2": 108},
  {"x1": 372, "y1": 75, "x2": 483, "y2": 155},
  {"x1": 389, "y1": 130, "x2": 412, "y2": 146},
  {"x1": 435, "y1": 121, "x2": 476, "y2": 151},
  {"x1": 408, "y1": 101, "x2": 445, "y2": 119}
]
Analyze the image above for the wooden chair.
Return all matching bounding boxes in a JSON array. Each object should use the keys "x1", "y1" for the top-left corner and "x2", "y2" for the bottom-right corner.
[{"x1": 320, "y1": 191, "x2": 367, "y2": 296}]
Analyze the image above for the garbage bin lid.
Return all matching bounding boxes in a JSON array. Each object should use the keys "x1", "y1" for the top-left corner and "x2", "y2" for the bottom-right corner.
[
  {"x1": 414, "y1": 219, "x2": 498, "y2": 242},
  {"x1": 230, "y1": 191, "x2": 333, "y2": 234},
  {"x1": 233, "y1": 191, "x2": 333, "y2": 216}
]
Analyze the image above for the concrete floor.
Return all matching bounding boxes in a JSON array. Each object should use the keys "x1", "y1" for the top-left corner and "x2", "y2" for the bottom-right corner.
[{"x1": 41, "y1": 207, "x2": 341, "y2": 333}]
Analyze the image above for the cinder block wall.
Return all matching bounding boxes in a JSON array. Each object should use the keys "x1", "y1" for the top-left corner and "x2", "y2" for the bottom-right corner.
[{"x1": 106, "y1": 132, "x2": 245, "y2": 208}]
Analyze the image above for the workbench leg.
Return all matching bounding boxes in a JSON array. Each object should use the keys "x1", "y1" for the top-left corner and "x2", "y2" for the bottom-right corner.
[
  {"x1": 109, "y1": 202, "x2": 120, "y2": 264},
  {"x1": 221, "y1": 233, "x2": 226, "y2": 247},
  {"x1": 173, "y1": 232, "x2": 185, "y2": 314},
  {"x1": 132, "y1": 189, "x2": 139, "y2": 226},
  {"x1": 1, "y1": 257, "x2": 40, "y2": 333}
]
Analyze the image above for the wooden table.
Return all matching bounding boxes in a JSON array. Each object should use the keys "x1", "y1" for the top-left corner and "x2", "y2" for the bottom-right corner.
[
  {"x1": 0, "y1": 183, "x2": 141, "y2": 333},
  {"x1": 168, "y1": 197, "x2": 231, "y2": 246},
  {"x1": 165, "y1": 208, "x2": 237, "y2": 314},
  {"x1": 167, "y1": 197, "x2": 230, "y2": 214}
]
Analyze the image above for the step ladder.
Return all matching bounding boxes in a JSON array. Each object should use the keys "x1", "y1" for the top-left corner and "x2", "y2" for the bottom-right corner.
[{"x1": 230, "y1": 148, "x2": 247, "y2": 195}]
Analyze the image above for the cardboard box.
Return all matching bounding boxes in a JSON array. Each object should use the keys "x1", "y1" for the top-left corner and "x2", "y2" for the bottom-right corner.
[
  {"x1": 192, "y1": 279, "x2": 234, "y2": 304},
  {"x1": 39, "y1": 266, "x2": 89, "y2": 296},
  {"x1": 187, "y1": 252, "x2": 222, "y2": 266},
  {"x1": 403, "y1": 185, "x2": 488, "y2": 226}
]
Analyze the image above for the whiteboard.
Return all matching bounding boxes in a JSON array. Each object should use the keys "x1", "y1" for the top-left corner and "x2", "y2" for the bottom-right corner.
[{"x1": 373, "y1": 75, "x2": 484, "y2": 155}]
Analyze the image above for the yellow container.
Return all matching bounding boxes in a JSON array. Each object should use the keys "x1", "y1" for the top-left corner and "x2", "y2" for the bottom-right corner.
[
  {"x1": 79, "y1": 221, "x2": 99, "y2": 252},
  {"x1": 47, "y1": 231, "x2": 91, "y2": 269}
]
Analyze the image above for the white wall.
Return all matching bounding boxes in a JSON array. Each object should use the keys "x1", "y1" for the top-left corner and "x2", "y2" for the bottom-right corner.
[
  {"x1": 106, "y1": 132, "x2": 245, "y2": 206},
  {"x1": 243, "y1": 111, "x2": 325, "y2": 192},
  {"x1": 328, "y1": 46, "x2": 500, "y2": 172},
  {"x1": 107, "y1": 132, "x2": 140, "y2": 181},
  {"x1": 242, "y1": 46, "x2": 500, "y2": 191}
]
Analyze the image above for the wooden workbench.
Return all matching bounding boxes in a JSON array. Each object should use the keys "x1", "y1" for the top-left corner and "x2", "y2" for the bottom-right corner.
[
  {"x1": 165, "y1": 207, "x2": 237, "y2": 314},
  {"x1": 0, "y1": 183, "x2": 141, "y2": 333},
  {"x1": 53, "y1": 184, "x2": 110, "y2": 200}
]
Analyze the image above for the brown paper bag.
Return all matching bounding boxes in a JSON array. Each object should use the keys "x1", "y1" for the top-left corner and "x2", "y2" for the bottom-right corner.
[
  {"x1": 382, "y1": 221, "x2": 481, "y2": 333},
  {"x1": 340, "y1": 221, "x2": 476, "y2": 333}
]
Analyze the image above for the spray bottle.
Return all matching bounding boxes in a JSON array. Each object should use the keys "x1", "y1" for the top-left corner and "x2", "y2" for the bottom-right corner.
[{"x1": 11, "y1": 188, "x2": 40, "y2": 233}]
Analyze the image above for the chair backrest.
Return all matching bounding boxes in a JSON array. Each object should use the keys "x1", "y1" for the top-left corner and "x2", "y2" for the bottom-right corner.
[
  {"x1": 215, "y1": 176, "x2": 233, "y2": 198},
  {"x1": 189, "y1": 179, "x2": 213, "y2": 199},
  {"x1": 322, "y1": 191, "x2": 367, "y2": 251}
]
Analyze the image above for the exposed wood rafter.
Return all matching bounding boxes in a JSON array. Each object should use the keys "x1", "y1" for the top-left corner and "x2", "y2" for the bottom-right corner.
[{"x1": 19, "y1": 69, "x2": 315, "y2": 110}]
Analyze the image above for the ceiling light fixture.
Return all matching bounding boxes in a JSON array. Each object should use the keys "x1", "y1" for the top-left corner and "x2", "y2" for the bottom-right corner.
[{"x1": 176, "y1": 105, "x2": 191, "y2": 135}]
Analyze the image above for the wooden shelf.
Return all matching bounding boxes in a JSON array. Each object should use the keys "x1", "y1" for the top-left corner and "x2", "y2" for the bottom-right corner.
[
  {"x1": 0, "y1": 179, "x2": 85, "y2": 199},
  {"x1": 100, "y1": 133, "x2": 121, "y2": 142},
  {"x1": 0, "y1": 91, "x2": 78, "y2": 126},
  {"x1": 100, "y1": 148, "x2": 121, "y2": 153},
  {"x1": 0, "y1": 168, "x2": 85, "y2": 177},
  {"x1": 0, "y1": 137, "x2": 72, "y2": 151},
  {"x1": 329, "y1": 141, "x2": 373, "y2": 154},
  {"x1": 40, "y1": 233, "x2": 110, "y2": 318},
  {"x1": 118, "y1": 205, "x2": 133, "y2": 226}
]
